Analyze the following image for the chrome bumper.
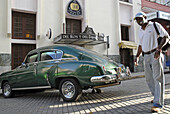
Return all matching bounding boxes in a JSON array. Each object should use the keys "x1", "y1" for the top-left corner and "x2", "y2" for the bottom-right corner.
[{"x1": 90, "y1": 74, "x2": 117, "y2": 83}]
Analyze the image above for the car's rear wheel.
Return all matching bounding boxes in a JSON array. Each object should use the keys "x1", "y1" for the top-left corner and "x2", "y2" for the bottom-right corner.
[
  {"x1": 59, "y1": 78, "x2": 82, "y2": 102},
  {"x1": 2, "y1": 82, "x2": 15, "y2": 98}
]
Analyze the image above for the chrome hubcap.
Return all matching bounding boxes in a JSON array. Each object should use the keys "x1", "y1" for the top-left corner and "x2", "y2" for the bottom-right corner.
[
  {"x1": 61, "y1": 81, "x2": 75, "y2": 99},
  {"x1": 4, "y1": 84, "x2": 11, "y2": 96}
]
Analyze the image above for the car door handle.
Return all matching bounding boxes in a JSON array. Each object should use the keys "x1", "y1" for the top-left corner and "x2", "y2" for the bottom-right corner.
[{"x1": 55, "y1": 61, "x2": 60, "y2": 63}]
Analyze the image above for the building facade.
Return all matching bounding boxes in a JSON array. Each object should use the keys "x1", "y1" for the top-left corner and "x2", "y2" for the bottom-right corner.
[{"x1": 0, "y1": 0, "x2": 143, "y2": 74}]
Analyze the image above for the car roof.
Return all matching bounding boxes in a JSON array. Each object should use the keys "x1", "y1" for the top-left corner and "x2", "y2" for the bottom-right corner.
[
  {"x1": 27, "y1": 44, "x2": 81, "y2": 55},
  {"x1": 25, "y1": 44, "x2": 119, "y2": 67}
]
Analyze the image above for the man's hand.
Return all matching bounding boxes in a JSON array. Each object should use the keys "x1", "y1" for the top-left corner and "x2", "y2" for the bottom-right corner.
[
  {"x1": 154, "y1": 50, "x2": 160, "y2": 59},
  {"x1": 135, "y1": 45, "x2": 142, "y2": 66},
  {"x1": 134, "y1": 57, "x2": 139, "y2": 66}
]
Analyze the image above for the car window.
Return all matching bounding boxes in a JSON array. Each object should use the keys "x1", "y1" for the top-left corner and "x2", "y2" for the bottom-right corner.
[
  {"x1": 40, "y1": 50, "x2": 63, "y2": 61},
  {"x1": 81, "y1": 54, "x2": 93, "y2": 61},
  {"x1": 41, "y1": 51, "x2": 56, "y2": 61},
  {"x1": 56, "y1": 51, "x2": 63, "y2": 59},
  {"x1": 25, "y1": 53, "x2": 38, "y2": 63},
  {"x1": 62, "y1": 53, "x2": 77, "y2": 59}
]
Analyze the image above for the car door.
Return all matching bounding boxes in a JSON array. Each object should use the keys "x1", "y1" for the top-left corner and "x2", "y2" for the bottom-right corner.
[
  {"x1": 37, "y1": 50, "x2": 56, "y2": 86},
  {"x1": 14, "y1": 53, "x2": 38, "y2": 88},
  {"x1": 36, "y1": 50, "x2": 62, "y2": 86}
]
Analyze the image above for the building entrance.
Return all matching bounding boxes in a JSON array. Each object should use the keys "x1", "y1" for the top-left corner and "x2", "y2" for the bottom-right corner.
[{"x1": 120, "y1": 48, "x2": 134, "y2": 72}]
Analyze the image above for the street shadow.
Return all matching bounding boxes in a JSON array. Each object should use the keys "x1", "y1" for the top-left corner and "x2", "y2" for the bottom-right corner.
[
  {"x1": 0, "y1": 88, "x2": 170, "y2": 113},
  {"x1": 10, "y1": 89, "x2": 170, "y2": 113}
]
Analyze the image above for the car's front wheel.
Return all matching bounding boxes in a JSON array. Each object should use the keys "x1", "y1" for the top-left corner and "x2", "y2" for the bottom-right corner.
[
  {"x1": 59, "y1": 78, "x2": 82, "y2": 102},
  {"x1": 2, "y1": 82, "x2": 15, "y2": 98}
]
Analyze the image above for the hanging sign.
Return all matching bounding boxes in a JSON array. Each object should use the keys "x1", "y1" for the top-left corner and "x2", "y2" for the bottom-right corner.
[
  {"x1": 158, "y1": 11, "x2": 170, "y2": 21},
  {"x1": 147, "y1": 12, "x2": 157, "y2": 20},
  {"x1": 147, "y1": 11, "x2": 170, "y2": 21},
  {"x1": 67, "y1": 0, "x2": 82, "y2": 16}
]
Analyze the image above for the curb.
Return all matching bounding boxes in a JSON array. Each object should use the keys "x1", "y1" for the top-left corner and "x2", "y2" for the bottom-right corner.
[
  {"x1": 165, "y1": 71, "x2": 170, "y2": 74},
  {"x1": 121, "y1": 71, "x2": 169, "y2": 81},
  {"x1": 121, "y1": 75, "x2": 145, "y2": 81},
  {"x1": 121, "y1": 73, "x2": 170, "y2": 86}
]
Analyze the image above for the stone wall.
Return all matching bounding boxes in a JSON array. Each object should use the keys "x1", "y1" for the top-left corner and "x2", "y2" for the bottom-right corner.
[
  {"x1": 107, "y1": 55, "x2": 121, "y2": 63},
  {"x1": 0, "y1": 54, "x2": 11, "y2": 74}
]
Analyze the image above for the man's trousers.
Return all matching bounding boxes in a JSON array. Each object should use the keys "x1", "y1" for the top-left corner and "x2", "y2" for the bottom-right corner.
[{"x1": 144, "y1": 52, "x2": 165, "y2": 107}]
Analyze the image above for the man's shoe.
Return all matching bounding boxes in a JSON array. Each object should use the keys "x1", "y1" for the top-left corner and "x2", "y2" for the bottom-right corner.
[
  {"x1": 151, "y1": 100, "x2": 153, "y2": 103},
  {"x1": 151, "y1": 106, "x2": 161, "y2": 113}
]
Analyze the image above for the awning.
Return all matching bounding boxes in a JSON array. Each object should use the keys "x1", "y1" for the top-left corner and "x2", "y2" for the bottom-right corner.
[
  {"x1": 53, "y1": 34, "x2": 106, "y2": 45},
  {"x1": 118, "y1": 41, "x2": 137, "y2": 50},
  {"x1": 53, "y1": 26, "x2": 107, "y2": 46}
]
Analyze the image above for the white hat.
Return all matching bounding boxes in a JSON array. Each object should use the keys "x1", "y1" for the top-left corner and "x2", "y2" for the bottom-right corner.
[{"x1": 134, "y1": 12, "x2": 147, "y2": 20}]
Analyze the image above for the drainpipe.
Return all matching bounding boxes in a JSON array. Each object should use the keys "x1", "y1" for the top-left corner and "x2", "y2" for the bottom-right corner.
[{"x1": 107, "y1": 36, "x2": 110, "y2": 57}]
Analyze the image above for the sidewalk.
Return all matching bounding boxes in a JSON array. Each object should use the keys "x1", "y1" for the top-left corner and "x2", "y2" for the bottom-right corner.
[
  {"x1": 164, "y1": 68, "x2": 170, "y2": 74},
  {"x1": 122, "y1": 68, "x2": 170, "y2": 81},
  {"x1": 121, "y1": 72, "x2": 145, "y2": 81}
]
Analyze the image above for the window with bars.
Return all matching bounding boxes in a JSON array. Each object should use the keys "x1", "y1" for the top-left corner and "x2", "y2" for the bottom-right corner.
[
  {"x1": 121, "y1": 26, "x2": 129, "y2": 41},
  {"x1": 12, "y1": 11, "x2": 36, "y2": 40},
  {"x1": 12, "y1": 44, "x2": 36, "y2": 69},
  {"x1": 66, "y1": 18, "x2": 81, "y2": 34}
]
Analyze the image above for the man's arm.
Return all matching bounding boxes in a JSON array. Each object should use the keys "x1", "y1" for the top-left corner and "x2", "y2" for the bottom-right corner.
[
  {"x1": 154, "y1": 35, "x2": 169, "y2": 59},
  {"x1": 134, "y1": 45, "x2": 142, "y2": 66},
  {"x1": 157, "y1": 36, "x2": 169, "y2": 50}
]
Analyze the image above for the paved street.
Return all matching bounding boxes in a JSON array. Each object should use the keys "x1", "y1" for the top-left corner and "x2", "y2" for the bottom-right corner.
[{"x1": 0, "y1": 74, "x2": 170, "y2": 114}]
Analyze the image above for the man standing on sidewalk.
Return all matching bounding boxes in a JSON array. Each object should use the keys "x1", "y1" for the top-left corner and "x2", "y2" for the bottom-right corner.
[{"x1": 134, "y1": 12, "x2": 169, "y2": 113}]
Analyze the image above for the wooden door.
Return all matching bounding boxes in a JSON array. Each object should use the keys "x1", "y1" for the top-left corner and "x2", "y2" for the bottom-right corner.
[
  {"x1": 120, "y1": 48, "x2": 134, "y2": 72},
  {"x1": 66, "y1": 18, "x2": 81, "y2": 34},
  {"x1": 12, "y1": 44, "x2": 36, "y2": 69}
]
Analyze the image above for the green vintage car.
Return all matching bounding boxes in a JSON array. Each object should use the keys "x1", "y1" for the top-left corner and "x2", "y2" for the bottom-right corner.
[{"x1": 0, "y1": 45, "x2": 122, "y2": 101}]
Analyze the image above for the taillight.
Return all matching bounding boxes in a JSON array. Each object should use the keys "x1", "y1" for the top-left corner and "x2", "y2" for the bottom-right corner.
[{"x1": 103, "y1": 66, "x2": 106, "y2": 71}]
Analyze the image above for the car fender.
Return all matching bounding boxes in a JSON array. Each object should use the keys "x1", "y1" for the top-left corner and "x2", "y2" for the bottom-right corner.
[
  {"x1": 0, "y1": 71, "x2": 17, "y2": 88},
  {"x1": 48, "y1": 61, "x2": 104, "y2": 88}
]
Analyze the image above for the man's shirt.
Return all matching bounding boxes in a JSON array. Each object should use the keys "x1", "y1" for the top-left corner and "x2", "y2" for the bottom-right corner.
[{"x1": 138, "y1": 21, "x2": 169, "y2": 52}]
